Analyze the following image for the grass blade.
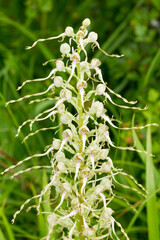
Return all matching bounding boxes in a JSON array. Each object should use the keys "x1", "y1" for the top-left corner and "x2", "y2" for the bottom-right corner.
[
  {"x1": 143, "y1": 49, "x2": 160, "y2": 87},
  {"x1": 146, "y1": 126, "x2": 159, "y2": 240},
  {"x1": 0, "y1": 207, "x2": 15, "y2": 240},
  {"x1": 0, "y1": 229, "x2": 6, "y2": 240}
]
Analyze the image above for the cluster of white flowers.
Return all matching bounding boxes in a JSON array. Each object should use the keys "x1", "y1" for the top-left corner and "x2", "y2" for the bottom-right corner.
[{"x1": 3, "y1": 18, "x2": 157, "y2": 240}]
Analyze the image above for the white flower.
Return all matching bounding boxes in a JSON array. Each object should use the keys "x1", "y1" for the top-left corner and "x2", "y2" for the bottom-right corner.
[
  {"x1": 90, "y1": 101, "x2": 104, "y2": 117},
  {"x1": 96, "y1": 84, "x2": 106, "y2": 95},
  {"x1": 57, "y1": 103, "x2": 65, "y2": 113},
  {"x1": 99, "y1": 149, "x2": 109, "y2": 160},
  {"x1": 53, "y1": 138, "x2": 61, "y2": 150},
  {"x1": 56, "y1": 60, "x2": 65, "y2": 71},
  {"x1": 87, "y1": 32, "x2": 98, "y2": 43},
  {"x1": 60, "y1": 89, "x2": 72, "y2": 100},
  {"x1": 55, "y1": 152, "x2": 66, "y2": 162},
  {"x1": 54, "y1": 76, "x2": 63, "y2": 87},
  {"x1": 91, "y1": 58, "x2": 101, "y2": 68},
  {"x1": 60, "y1": 43, "x2": 70, "y2": 55},
  {"x1": 60, "y1": 113, "x2": 71, "y2": 125},
  {"x1": 82, "y1": 18, "x2": 91, "y2": 27},
  {"x1": 57, "y1": 162, "x2": 67, "y2": 173},
  {"x1": 62, "y1": 129, "x2": 72, "y2": 140},
  {"x1": 65, "y1": 26, "x2": 74, "y2": 37}
]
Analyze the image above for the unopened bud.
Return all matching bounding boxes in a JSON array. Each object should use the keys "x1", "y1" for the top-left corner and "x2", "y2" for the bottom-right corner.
[
  {"x1": 79, "y1": 125, "x2": 89, "y2": 135},
  {"x1": 65, "y1": 26, "x2": 74, "y2": 37},
  {"x1": 100, "y1": 178, "x2": 112, "y2": 190},
  {"x1": 91, "y1": 58, "x2": 101, "y2": 68},
  {"x1": 62, "y1": 129, "x2": 72, "y2": 139},
  {"x1": 99, "y1": 149, "x2": 109, "y2": 160},
  {"x1": 70, "y1": 52, "x2": 80, "y2": 62},
  {"x1": 77, "y1": 80, "x2": 87, "y2": 89},
  {"x1": 88, "y1": 32, "x2": 98, "y2": 43},
  {"x1": 54, "y1": 76, "x2": 63, "y2": 87},
  {"x1": 47, "y1": 213, "x2": 57, "y2": 226},
  {"x1": 100, "y1": 162, "x2": 112, "y2": 173},
  {"x1": 53, "y1": 138, "x2": 61, "y2": 150},
  {"x1": 57, "y1": 162, "x2": 67, "y2": 173},
  {"x1": 62, "y1": 182, "x2": 71, "y2": 193},
  {"x1": 55, "y1": 152, "x2": 66, "y2": 162},
  {"x1": 71, "y1": 198, "x2": 79, "y2": 207},
  {"x1": 60, "y1": 113, "x2": 71, "y2": 125},
  {"x1": 95, "y1": 184, "x2": 104, "y2": 195},
  {"x1": 83, "y1": 228, "x2": 95, "y2": 237},
  {"x1": 76, "y1": 30, "x2": 85, "y2": 38},
  {"x1": 56, "y1": 60, "x2": 65, "y2": 71},
  {"x1": 60, "y1": 43, "x2": 70, "y2": 55},
  {"x1": 102, "y1": 208, "x2": 114, "y2": 218},
  {"x1": 57, "y1": 103, "x2": 65, "y2": 114},
  {"x1": 91, "y1": 101, "x2": 104, "y2": 117},
  {"x1": 73, "y1": 153, "x2": 83, "y2": 162},
  {"x1": 80, "y1": 61, "x2": 90, "y2": 72},
  {"x1": 60, "y1": 89, "x2": 72, "y2": 100},
  {"x1": 96, "y1": 84, "x2": 106, "y2": 95},
  {"x1": 82, "y1": 18, "x2": 91, "y2": 27}
]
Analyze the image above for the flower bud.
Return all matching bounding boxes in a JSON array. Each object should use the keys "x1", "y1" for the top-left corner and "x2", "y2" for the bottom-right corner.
[
  {"x1": 57, "y1": 103, "x2": 65, "y2": 114},
  {"x1": 79, "y1": 61, "x2": 90, "y2": 73},
  {"x1": 62, "y1": 129, "x2": 72, "y2": 139},
  {"x1": 57, "y1": 162, "x2": 67, "y2": 173},
  {"x1": 79, "y1": 125, "x2": 89, "y2": 135},
  {"x1": 60, "y1": 113, "x2": 71, "y2": 125},
  {"x1": 70, "y1": 52, "x2": 80, "y2": 62},
  {"x1": 98, "y1": 124, "x2": 109, "y2": 134},
  {"x1": 99, "y1": 149, "x2": 109, "y2": 160},
  {"x1": 60, "y1": 89, "x2": 72, "y2": 100},
  {"x1": 71, "y1": 198, "x2": 79, "y2": 208},
  {"x1": 87, "y1": 32, "x2": 98, "y2": 43},
  {"x1": 100, "y1": 178, "x2": 112, "y2": 190},
  {"x1": 91, "y1": 58, "x2": 101, "y2": 68},
  {"x1": 96, "y1": 84, "x2": 106, "y2": 95},
  {"x1": 60, "y1": 43, "x2": 70, "y2": 55},
  {"x1": 82, "y1": 18, "x2": 91, "y2": 27},
  {"x1": 56, "y1": 60, "x2": 65, "y2": 71},
  {"x1": 53, "y1": 138, "x2": 61, "y2": 150},
  {"x1": 102, "y1": 208, "x2": 113, "y2": 219},
  {"x1": 76, "y1": 30, "x2": 85, "y2": 38},
  {"x1": 100, "y1": 208, "x2": 113, "y2": 228},
  {"x1": 83, "y1": 228, "x2": 95, "y2": 237},
  {"x1": 100, "y1": 162, "x2": 112, "y2": 173},
  {"x1": 54, "y1": 76, "x2": 63, "y2": 87},
  {"x1": 47, "y1": 213, "x2": 57, "y2": 226},
  {"x1": 91, "y1": 101, "x2": 104, "y2": 117},
  {"x1": 95, "y1": 184, "x2": 104, "y2": 195},
  {"x1": 59, "y1": 218, "x2": 73, "y2": 229},
  {"x1": 62, "y1": 182, "x2": 71, "y2": 192},
  {"x1": 55, "y1": 152, "x2": 66, "y2": 162},
  {"x1": 65, "y1": 26, "x2": 74, "y2": 37},
  {"x1": 77, "y1": 80, "x2": 87, "y2": 89},
  {"x1": 73, "y1": 153, "x2": 83, "y2": 162}
]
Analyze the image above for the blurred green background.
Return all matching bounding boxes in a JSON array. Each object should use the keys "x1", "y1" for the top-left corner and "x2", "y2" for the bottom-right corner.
[{"x1": 0, "y1": 0, "x2": 160, "y2": 239}]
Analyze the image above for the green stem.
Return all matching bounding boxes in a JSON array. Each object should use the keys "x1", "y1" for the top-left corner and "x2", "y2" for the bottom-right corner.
[{"x1": 77, "y1": 54, "x2": 85, "y2": 240}]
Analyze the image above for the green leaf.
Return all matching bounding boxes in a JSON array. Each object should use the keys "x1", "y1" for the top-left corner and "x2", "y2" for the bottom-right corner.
[
  {"x1": 151, "y1": 0, "x2": 160, "y2": 10},
  {"x1": 0, "y1": 229, "x2": 6, "y2": 240},
  {"x1": 143, "y1": 49, "x2": 160, "y2": 87},
  {"x1": 146, "y1": 126, "x2": 159, "y2": 240},
  {"x1": 0, "y1": 207, "x2": 15, "y2": 240},
  {"x1": 132, "y1": 114, "x2": 146, "y2": 163}
]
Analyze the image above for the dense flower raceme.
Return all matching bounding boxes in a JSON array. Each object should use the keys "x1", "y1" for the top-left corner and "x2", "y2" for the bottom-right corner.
[{"x1": 2, "y1": 18, "x2": 158, "y2": 240}]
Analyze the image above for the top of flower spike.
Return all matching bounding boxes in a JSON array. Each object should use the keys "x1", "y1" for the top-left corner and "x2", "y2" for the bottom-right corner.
[
  {"x1": 25, "y1": 18, "x2": 124, "y2": 58},
  {"x1": 82, "y1": 18, "x2": 91, "y2": 27}
]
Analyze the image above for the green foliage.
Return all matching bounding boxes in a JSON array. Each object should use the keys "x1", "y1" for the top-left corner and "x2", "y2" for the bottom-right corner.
[{"x1": 0, "y1": 0, "x2": 159, "y2": 239}]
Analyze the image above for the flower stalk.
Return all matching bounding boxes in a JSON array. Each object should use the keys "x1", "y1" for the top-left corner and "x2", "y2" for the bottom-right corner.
[{"x1": 2, "y1": 18, "x2": 158, "y2": 240}]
